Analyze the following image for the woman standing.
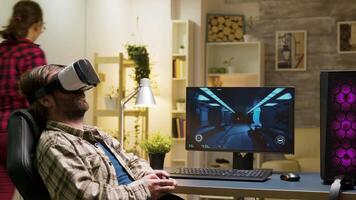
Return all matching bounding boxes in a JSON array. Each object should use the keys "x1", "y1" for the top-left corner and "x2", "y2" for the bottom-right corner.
[{"x1": 0, "y1": 1, "x2": 47, "y2": 199}]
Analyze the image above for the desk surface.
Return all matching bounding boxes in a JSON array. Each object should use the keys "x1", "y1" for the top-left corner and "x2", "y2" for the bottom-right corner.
[{"x1": 174, "y1": 173, "x2": 356, "y2": 200}]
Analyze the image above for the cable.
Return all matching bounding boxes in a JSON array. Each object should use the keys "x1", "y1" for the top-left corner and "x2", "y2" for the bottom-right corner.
[{"x1": 328, "y1": 175, "x2": 344, "y2": 200}]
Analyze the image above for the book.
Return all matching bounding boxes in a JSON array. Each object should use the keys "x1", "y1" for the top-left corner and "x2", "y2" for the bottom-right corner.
[
  {"x1": 172, "y1": 118, "x2": 178, "y2": 138},
  {"x1": 176, "y1": 117, "x2": 181, "y2": 138},
  {"x1": 183, "y1": 119, "x2": 186, "y2": 138}
]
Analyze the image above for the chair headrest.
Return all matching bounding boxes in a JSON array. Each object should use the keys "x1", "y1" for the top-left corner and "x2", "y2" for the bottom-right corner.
[{"x1": 14, "y1": 109, "x2": 42, "y2": 140}]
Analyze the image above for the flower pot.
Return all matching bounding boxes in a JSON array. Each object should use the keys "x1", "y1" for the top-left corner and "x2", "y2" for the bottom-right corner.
[
  {"x1": 244, "y1": 34, "x2": 258, "y2": 42},
  {"x1": 226, "y1": 66, "x2": 235, "y2": 74},
  {"x1": 244, "y1": 34, "x2": 253, "y2": 42},
  {"x1": 178, "y1": 48, "x2": 186, "y2": 54},
  {"x1": 176, "y1": 102, "x2": 186, "y2": 111},
  {"x1": 149, "y1": 153, "x2": 166, "y2": 169},
  {"x1": 105, "y1": 96, "x2": 118, "y2": 110}
]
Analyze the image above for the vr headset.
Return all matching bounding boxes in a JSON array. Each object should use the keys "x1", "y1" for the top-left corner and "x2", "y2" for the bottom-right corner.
[{"x1": 29, "y1": 59, "x2": 100, "y2": 104}]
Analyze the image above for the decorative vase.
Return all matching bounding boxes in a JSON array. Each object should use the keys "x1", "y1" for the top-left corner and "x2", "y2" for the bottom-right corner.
[{"x1": 149, "y1": 153, "x2": 166, "y2": 169}]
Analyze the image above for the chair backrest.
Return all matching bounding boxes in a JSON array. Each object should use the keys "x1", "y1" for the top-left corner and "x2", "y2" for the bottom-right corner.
[{"x1": 7, "y1": 109, "x2": 50, "y2": 200}]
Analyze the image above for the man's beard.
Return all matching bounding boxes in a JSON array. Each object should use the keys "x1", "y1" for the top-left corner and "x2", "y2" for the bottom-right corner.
[
  {"x1": 62, "y1": 100, "x2": 88, "y2": 120},
  {"x1": 53, "y1": 94, "x2": 89, "y2": 121}
]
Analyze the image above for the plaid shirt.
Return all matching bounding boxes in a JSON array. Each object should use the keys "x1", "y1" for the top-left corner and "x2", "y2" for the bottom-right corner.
[
  {"x1": 36, "y1": 121, "x2": 154, "y2": 200},
  {"x1": 0, "y1": 38, "x2": 46, "y2": 133}
]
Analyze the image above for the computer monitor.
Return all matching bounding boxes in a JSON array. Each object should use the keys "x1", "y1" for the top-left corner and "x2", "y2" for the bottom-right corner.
[{"x1": 186, "y1": 87, "x2": 295, "y2": 168}]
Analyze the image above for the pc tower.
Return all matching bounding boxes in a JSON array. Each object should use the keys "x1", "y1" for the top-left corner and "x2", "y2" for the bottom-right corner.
[{"x1": 321, "y1": 71, "x2": 356, "y2": 184}]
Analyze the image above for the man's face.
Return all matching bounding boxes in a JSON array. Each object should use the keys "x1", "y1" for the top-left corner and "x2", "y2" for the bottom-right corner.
[{"x1": 51, "y1": 89, "x2": 89, "y2": 120}]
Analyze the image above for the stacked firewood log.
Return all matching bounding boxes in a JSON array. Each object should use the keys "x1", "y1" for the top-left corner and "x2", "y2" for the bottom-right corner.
[{"x1": 207, "y1": 15, "x2": 244, "y2": 42}]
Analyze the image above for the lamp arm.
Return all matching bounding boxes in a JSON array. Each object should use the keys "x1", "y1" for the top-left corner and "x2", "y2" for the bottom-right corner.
[{"x1": 121, "y1": 88, "x2": 139, "y2": 107}]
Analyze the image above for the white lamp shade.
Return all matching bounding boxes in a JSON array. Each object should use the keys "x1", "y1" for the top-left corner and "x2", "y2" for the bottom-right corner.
[
  {"x1": 282, "y1": 45, "x2": 291, "y2": 60},
  {"x1": 135, "y1": 78, "x2": 156, "y2": 107},
  {"x1": 282, "y1": 50, "x2": 291, "y2": 60}
]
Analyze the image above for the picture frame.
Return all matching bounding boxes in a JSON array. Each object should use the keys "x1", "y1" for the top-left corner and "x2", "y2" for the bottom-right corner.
[
  {"x1": 206, "y1": 14, "x2": 244, "y2": 43},
  {"x1": 337, "y1": 21, "x2": 356, "y2": 54},
  {"x1": 275, "y1": 30, "x2": 307, "y2": 71}
]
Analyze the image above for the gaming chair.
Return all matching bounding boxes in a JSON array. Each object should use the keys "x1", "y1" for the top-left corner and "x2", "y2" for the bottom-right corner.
[{"x1": 7, "y1": 109, "x2": 50, "y2": 200}]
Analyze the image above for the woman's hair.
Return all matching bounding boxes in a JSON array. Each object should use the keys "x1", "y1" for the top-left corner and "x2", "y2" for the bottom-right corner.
[
  {"x1": 0, "y1": 0, "x2": 43, "y2": 40},
  {"x1": 19, "y1": 65, "x2": 63, "y2": 128}
]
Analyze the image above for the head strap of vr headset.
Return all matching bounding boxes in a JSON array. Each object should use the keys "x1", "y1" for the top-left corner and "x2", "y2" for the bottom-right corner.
[{"x1": 28, "y1": 76, "x2": 62, "y2": 105}]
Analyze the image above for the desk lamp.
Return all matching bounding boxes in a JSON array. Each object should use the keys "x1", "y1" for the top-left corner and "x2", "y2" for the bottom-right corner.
[{"x1": 120, "y1": 78, "x2": 156, "y2": 150}]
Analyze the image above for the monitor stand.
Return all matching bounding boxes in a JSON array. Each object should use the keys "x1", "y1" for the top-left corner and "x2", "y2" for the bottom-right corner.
[{"x1": 233, "y1": 152, "x2": 253, "y2": 170}]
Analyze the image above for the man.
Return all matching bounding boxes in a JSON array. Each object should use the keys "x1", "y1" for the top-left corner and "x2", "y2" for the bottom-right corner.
[{"x1": 19, "y1": 63, "x2": 179, "y2": 200}]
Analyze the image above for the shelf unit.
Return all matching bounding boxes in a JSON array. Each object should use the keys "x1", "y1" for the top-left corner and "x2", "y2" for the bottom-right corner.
[
  {"x1": 206, "y1": 41, "x2": 264, "y2": 87},
  {"x1": 204, "y1": 41, "x2": 265, "y2": 170},
  {"x1": 92, "y1": 53, "x2": 148, "y2": 157},
  {"x1": 169, "y1": 20, "x2": 193, "y2": 168}
]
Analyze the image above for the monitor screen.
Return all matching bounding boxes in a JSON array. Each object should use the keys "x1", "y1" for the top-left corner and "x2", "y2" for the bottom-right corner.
[{"x1": 186, "y1": 87, "x2": 294, "y2": 153}]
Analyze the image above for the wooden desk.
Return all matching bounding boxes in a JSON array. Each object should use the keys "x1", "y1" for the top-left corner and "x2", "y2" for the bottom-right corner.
[{"x1": 173, "y1": 173, "x2": 356, "y2": 199}]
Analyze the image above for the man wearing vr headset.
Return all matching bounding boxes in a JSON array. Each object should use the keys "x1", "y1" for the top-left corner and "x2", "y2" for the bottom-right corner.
[{"x1": 18, "y1": 60, "x2": 179, "y2": 200}]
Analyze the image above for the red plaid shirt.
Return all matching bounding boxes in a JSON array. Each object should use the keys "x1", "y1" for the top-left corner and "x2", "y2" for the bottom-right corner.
[{"x1": 0, "y1": 38, "x2": 47, "y2": 133}]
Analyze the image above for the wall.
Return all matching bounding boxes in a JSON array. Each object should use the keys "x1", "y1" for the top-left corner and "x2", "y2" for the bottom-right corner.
[
  {"x1": 85, "y1": 0, "x2": 131, "y2": 56},
  {"x1": 37, "y1": 0, "x2": 86, "y2": 64},
  {"x1": 0, "y1": 0, "x2": 14, "y2": 28},
  {"x1": 85, "y1": 0, "x2": 132, "y2": 125}
]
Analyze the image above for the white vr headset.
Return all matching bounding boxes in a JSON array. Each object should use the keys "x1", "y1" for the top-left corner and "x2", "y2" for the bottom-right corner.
[{"x1": 29, "y1": 59, "x2": 100, "y2": 104}]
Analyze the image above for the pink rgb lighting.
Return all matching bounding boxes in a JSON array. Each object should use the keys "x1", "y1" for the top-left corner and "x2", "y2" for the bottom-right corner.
[{"x1": 330, "y1": 82, "x2": 356, "y2": 173}]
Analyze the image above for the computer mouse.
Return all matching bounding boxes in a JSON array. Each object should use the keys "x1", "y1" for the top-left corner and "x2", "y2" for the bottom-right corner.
[{"x1": 280, "y1": 172, "x2": 300, "y2": 181}]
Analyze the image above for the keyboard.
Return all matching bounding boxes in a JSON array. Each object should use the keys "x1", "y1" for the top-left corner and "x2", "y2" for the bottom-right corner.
[{"x1": 168, "y1": 167, "x2": 272, "y2": 182}]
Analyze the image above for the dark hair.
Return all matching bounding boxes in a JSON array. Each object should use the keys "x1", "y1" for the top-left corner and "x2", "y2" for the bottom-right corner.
[
  {"x1": 19, "y1": 65, "x2": 63, "y2": 128},
  {"x1": 0, "y1": 0, "x2": 43, "y2": 40}
]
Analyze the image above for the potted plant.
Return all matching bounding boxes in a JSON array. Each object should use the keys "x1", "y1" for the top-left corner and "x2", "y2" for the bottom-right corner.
[
  {"x1": 126, "y1": 45, "x2": 150, "y2": 86},
  {"x1": 176, "y1": 98, "x2": 186, "y2": 111},
  {"x1": 105, "y1": 86, "x2": 119, "y2": 110},
  {"x1": 140, "y1": 132, "x2": 172, "y2": 169},
  {"x1": 244, "y1": 16, "x2": 258, "y2": 42},
  {"x1": 124, "y1": 115, "x2": 141, "y2": 155},
  {"x1": 223, "y1": 57, "x2": 235, "y2": 74},
  {"x1": 209, "y1": 66, "x2": 227, "y2": 74}
]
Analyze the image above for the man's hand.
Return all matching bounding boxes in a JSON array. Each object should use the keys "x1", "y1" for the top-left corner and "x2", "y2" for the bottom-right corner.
[
  {"x1": 142, "y1": 172, "x2": 177, "y2": 200},
  {"x1": 147, "y1": 170, "x2": 171, "y2": 179}
]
